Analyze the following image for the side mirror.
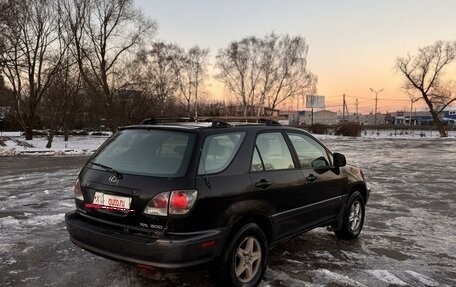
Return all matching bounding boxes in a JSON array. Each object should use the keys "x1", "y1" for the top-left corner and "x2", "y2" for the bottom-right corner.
[{"x1": 333, "y1": 153, "x2": 346, "y2": 167}]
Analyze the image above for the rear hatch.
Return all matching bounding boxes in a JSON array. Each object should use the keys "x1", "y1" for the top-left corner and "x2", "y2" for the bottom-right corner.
[{"x1": 76, "y1": 128, "x2": 197, "y2": 236}]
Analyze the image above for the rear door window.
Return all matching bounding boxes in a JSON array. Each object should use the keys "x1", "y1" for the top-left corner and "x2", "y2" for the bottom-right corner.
[
  {"x1": 90, "y1": 129, "x2": 194, "y2": 177},
  {"x1": 198, "y1": 132, "x2": 245, "y2": 174},
  {"x1": 253, "y1": 132, "x2": 295, "y2": 171}
]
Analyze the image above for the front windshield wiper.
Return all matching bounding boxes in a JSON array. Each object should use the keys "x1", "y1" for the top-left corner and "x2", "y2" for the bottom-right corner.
[{"x1": 90, "y1": 162, "x2": 123, "y2": 179}]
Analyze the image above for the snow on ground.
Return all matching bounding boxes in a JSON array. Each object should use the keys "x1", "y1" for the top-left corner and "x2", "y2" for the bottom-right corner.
[
  {"x1": 0, "y1": 137, "x2": 456, "y2": 286},
  {"x1": 1, "y1": 128, "x2": 455, "y2": 157},
  {"x1": 0, "y1": 134, "x2": 109, "y2": 156},
  {"x1": 0, "y1": 131, "x2": 22, "y2": 137}
]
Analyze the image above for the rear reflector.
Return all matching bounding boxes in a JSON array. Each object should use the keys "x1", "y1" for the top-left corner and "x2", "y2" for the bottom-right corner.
[
  {"x1": 137, "y1": 264, "x2": 155, "y2": 270},
  {"x1": 200, "y1": 240, "x2": 216, "y2": 249}
]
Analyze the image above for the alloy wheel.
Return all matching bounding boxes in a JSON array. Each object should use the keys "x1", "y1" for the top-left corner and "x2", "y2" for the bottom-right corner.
[
  {"x1": 234, "y1": 236, "x2": 262, "y2": 283},
  {"x1": 349, "y1": 200, "x2": 363, "y2": 232}
]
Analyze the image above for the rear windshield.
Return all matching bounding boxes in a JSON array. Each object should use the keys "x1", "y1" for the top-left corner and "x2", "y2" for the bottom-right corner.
[{"x1": 90, "y1": 129, "x2": 195, "y2": 177}]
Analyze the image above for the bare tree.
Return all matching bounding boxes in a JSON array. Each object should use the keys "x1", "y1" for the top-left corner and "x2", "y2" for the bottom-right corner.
[
  {"x1": 216, "y1": 33, "x2": 317, "y2": 118},
  {"x1": 0, "y1": 0, "x2": 68, "y2": 140},
  {"x1": 41, "y1": 58, "x2": 82, "y2": 148},
  {"x1": 261, "y1": 34, "x2": 317, "y2": 115},
  {"x1": 62, "y1": 0, "x2": 156, "y2": 131},
  {"x1": 131, "y1": 42, "x2": 183, "y2": 117},
  {"x1": 178, "y1": 46, "x2": 209, "y2": 118},
  {"x1": 216, "y1": 37, "x2": 263, "y2": 117},
  {"x1": 396, "y1": 40, "x2": 456, "y2": 137}
]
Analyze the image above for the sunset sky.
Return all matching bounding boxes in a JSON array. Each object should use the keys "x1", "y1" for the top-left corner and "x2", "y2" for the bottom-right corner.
[{"x1": 135, "y1": 0, "x2": 456, "y2": 114}]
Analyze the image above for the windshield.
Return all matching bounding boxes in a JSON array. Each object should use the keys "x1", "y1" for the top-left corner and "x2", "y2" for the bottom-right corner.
[{"x1": 90, "y1": 129, "x2": 195, "y2": 177}]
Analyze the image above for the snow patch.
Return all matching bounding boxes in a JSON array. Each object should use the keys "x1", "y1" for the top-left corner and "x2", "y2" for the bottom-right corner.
[
  {"x1": 405, "y1": 270, "x2": 440, "y2": 286},
  {"x1": 0, "y1": 214, "x2": 64, "y2": 228},
  {"x1": 0, "y1": 135, "x2": 108, "y2": 156},
  {"x1": 0, "y1": 131, "x2": 22, "y2": 137},
  {"x1": 283, "y1": 258, "x2": 304, "y2": 265},
  {"x1": 0, "y1": 243, "x2": 15, "y2": 253},
  {"x1": 262, "y1": 268, "x2": 313, "y2": 287},
  {"x1": 366, "y1": 270, "x2": 407, "y2": 286},
  {"x1": 20, "y1": 276, "x2": 41, "y2": 282},
  {"x1": 2, "y1": 257, "x2": 17, "y2": 265},
  {"x1": 312, "y1": 269, "x2": 367, "y2": 287},
  {"x1": 0, "y1": 216, "x2": 20, "y2": 227},
  {"x1": 24, "y1": 214, "x2": 65, "y2": 226},
  {"x1": 22, "y1": 246, "x2": 34, "y2": 253}
]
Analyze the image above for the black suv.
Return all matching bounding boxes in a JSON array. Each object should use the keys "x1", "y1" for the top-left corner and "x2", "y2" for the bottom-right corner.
[{"x1": 65, "y1": 120, "x2": 369, "y2": 287}]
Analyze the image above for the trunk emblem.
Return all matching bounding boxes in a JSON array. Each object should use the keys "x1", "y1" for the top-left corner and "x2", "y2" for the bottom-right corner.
[{"x1": 109, "y1": 175, "x2": 119, "y2": 183}]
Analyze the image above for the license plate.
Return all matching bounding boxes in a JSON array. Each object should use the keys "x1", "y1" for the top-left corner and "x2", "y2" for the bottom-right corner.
[{"x1": 93, "y1": 192, "x2": 131, "y2": 209}]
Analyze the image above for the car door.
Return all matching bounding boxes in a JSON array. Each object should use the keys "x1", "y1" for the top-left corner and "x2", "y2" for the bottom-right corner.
[
  {"x1": 286, "y1": 132, "x2": 345, "y2": 227},
  {"x1": 249, "y1": 132, "x2": 307, "y2": 240}
]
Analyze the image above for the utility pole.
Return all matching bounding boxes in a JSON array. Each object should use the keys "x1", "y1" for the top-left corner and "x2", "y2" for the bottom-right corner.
[
  {"x1": 342, "y1": 94, "x2": 346, "y2": 122},
  {"x1": 370, "y1": 88, "x2": 384, "y2": 125},
  {"x1": 296, "y1": 94, "x2": 299, "y2": 125},
  {"x1": 408, "y1": 95, "x2": 419, "y2": 126},
  {"x1": 355, "y1": 99, "x2": 359, "y2": 123},
  {"x1": 309, "y1": 95, "x2": 315, "y2": 126},
  {"x1": 410, "y1": 98, "x2": 413, "y2": 126},
  {"x1": 342, "y1": 93, "x2": 349, "y2": 122}
]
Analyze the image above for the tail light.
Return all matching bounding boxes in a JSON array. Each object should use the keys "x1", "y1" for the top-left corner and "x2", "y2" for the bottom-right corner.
[
  {"x1": 144, "y1": 190, "x2": 197, "y2": 216},
  {"x1": 169, "y1": 190, "x2": 198, "y2": 215},
  {"x1": 144, "y1": 192, "x2": 169, "y2": 216},
  {"x1": 74, "y1": 179, "x2": 84, "y2": 201}
]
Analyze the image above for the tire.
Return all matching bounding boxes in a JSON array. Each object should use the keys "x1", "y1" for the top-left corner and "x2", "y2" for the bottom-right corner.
[
  {"x1": 215, "y1": 223, "x2": 268, "y2": 287},
  {"x1": 334, "y1": 191, "x2": 365, "y2": 239}
]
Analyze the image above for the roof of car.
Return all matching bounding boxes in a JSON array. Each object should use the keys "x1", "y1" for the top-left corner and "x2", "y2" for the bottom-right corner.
[
  {"x1": 121, "y1": 122, "x2": 307, "y2": 135},
  {"x1": 120, "y1": 118, "x2": 295, "y2": 131}
]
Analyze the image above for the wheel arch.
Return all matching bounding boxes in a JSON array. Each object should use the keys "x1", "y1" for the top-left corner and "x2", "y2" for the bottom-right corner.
[
  {"x1": 332, "y1": 183, "x2": 367, "y2": 232},
  {"x1": 350, "y1": 182, "x2": 368, "y2": 203},
  {"x1": 228, "y1": 213, "x2": 273, "y2": 245},
  {"x1": 214, "y1": 199, "x2": 275, "y2": 246}
]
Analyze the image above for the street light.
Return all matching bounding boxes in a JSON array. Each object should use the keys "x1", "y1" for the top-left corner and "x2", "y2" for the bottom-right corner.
[{"x1": 370, "y1": 88, "x2": 384, "y2": 125}]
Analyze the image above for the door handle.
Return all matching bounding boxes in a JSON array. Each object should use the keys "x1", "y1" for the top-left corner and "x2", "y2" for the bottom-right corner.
[
  {"x1": 306, "y1": 174, "x2": 318, "y2": 183},
  {"x1": 255, "y1": 179, "x2": 272, "y2": 189}
]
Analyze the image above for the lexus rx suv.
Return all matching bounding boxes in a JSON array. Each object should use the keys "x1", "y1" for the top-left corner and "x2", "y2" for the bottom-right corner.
[{"x1": 65, "y1": 119, "x2": 369, "y2": 287}]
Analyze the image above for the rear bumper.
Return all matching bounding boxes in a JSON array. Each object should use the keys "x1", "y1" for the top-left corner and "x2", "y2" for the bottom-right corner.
[{"x1": 65, "y1": 211, "x2": 230, "y2": 269}]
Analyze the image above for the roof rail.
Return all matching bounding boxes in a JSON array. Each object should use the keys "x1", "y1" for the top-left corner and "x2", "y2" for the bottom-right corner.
[
  {"x1": 203, "y1": 119, "x2": 232, "y2": 128},
  {"x1": 257, "y1": 118, "x2": 281, "y2": 126},
  {"x1": 140, "y1": 117, "x2": 232, "y2": 128},
  {"x1": 140, "y1": 117, "x2": 194, "y2": 125}
]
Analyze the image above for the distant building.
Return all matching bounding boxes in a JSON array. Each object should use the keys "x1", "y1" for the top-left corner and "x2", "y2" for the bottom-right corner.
[
  {"x1": 304, "y1": 110, "x2": 337, "y2": 125},
  {"x1": 279, "y1": 110, "x2": 299, "y2": 125},
  {"x1": 315, "y1": 110, "x2": 337, "y2": 125},
  {"x1": 443, "y1": 108, "x2": 456, "y2": 125},
  {"x1": 298, "y1": 111, "x2": 307, "y2": 124},
  {"x1": 279, "y1": 107, "x2": 456, "y2": 126},
  {"x1": 385, "y1": 111, "x2": 433, "y2": 125},
  {"x1": 336, "y1": 112, "x2": 384, "y2": 125}
]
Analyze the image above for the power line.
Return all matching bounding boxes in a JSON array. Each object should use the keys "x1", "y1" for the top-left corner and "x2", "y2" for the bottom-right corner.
[{"x1": 343, "y1": 94, "x2": 411, "y2": 102}]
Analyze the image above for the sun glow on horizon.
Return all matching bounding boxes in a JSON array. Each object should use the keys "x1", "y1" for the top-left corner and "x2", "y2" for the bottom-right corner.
[{"x1": 136, "y1": 0, "x2": 456, "y2": 115}]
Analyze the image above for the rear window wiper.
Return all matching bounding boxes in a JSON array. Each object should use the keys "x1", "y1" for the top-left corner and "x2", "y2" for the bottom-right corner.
[{"x1": 90, "y1": 162, "x2": 123, "y2": 179}]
